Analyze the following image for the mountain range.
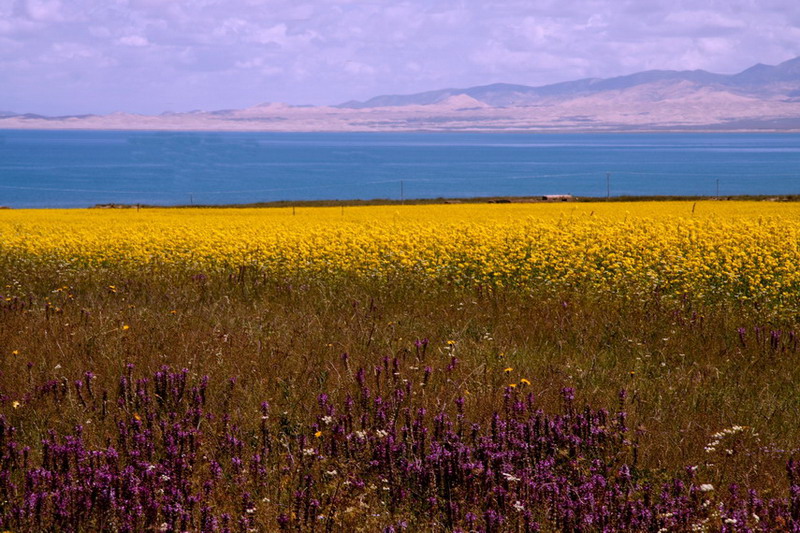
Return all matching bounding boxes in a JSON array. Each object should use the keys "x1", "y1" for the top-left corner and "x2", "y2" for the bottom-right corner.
[
  {"x1": 3, "y1": 57, "x2": 800, "y2": 132},
  {"x1": 340, "y1": 56, "x2": 800, "y2": 108}
]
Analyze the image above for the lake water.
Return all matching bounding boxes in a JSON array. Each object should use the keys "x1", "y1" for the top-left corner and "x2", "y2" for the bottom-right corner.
[{"x1": 0, "y1": 130, "x2": 798, "y2": 208}]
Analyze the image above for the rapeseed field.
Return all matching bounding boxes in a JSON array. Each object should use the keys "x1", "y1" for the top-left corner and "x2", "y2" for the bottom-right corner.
[{"x1": 2, "y1": 201, "x2": 798, "y2": 311}]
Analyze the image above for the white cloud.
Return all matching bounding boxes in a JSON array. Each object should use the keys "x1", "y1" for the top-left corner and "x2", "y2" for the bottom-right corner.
[
  {"x1": 235, "y1": 57, "x2": 264, "y2": 69},
  {"x1": 252, "y1": 23, "x2": 289, "y2": 46},
  {"x1": 37, "y1": 41, "x2": 116, "y2": 68},
  {"x1": 116, "y1": 35, "x2": 149, "y2": 47},
  {"x1": 89, "y1": 26, "x2": 112, "y2": 38},
  {"x1": 1, "y1": 0, "x2": 798, "y2": 114},
  {"x1": 663, "y1": 10, "x2": 746, "y2": 31},
  {"x1": 343, "y1": 60, "x2": 375, "y2": 75},
  {"x1": 214, "y1": 18, "x2": 249, "y2": 38},
  {"x1": 50, "y1": 42, "x2": 96, "y2": 59},
  {"x1": 26, "y1": 0, "x2": 63, "y2": 22},
  {"x1": 470, "y1": 41, "x2": 536, "y2": 71}
]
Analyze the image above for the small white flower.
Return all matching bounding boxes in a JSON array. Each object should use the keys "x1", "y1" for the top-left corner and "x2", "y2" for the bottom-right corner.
[
  {"x1": 302, "y1": 448, "x2": 315, "y2": 456},
  {"x1": 502, "y1": 472, "x2": 520, "y2": 482},
  {"x1": 699, "y1": 483, "x2": 714, "y2": 492},
  {"x1": 375, "y1": 429, "x2": 388, "y2": 438},
  {"x1": 724, "y1": 518, "x2": 736, "y2": 524},
  {"x1": 513, "y1": 501, "x2": 524, "y2": 512},
  {"x1": 321, "y1": 415, "x2": 334, "y2": 425}
]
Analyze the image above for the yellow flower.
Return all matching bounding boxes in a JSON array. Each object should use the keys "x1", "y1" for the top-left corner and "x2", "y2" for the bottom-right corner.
[
  {"x1": 12, "y1": 401, "x2": 20, "y2": 409},
  {"x1": 314, "y1": 430, "x2": 323, "y2": 438},
  {"x1": 520, "y1": 378, "x2": 531, "y2": 386},
  {"x1": 446, "y1": 340, "x2": 456, "y2": 346},
  {"x1": 121, "y1": 325, "x2": 130, "y2": 331},
  {"x1": 0, "y1": 202, "x2": 798, "y2": 316},
  {"x1": 504, "y1": 367, "x2": 513, "y2": 373},
  {"x1": 508, "y1": 383, "x2": 517, "y2": 388},
  {"x1": 11, "y1": 350, "x2": 19, "y2": 356}
]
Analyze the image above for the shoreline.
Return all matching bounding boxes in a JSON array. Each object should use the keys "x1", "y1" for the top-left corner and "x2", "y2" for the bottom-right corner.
[
  {"x1": 77, "y1": 194, "x2": 800, "y2": 210},
  {"x1": 3, "y1": 125, "x2": 800, "y2": 134}
]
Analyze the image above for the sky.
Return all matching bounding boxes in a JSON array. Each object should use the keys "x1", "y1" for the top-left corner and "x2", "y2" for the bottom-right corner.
[{"x1": 1, "y1": 0, "x2": 799, "y2": 115}]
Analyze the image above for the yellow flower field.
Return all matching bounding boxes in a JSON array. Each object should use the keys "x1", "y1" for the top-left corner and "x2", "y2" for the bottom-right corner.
[{"x1": 1, "y1": 201, "x2": 799, "y2": 309}]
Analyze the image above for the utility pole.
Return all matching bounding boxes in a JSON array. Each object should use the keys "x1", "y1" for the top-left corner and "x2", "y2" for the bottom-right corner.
[{"x1": 606, "y1": 172, "x2": 611, "y2": 200}]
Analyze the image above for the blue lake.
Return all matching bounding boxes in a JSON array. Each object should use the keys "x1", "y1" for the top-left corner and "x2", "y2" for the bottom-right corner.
[{"x1": 0, "y1": 130, "x2": 798, "y2": 208}]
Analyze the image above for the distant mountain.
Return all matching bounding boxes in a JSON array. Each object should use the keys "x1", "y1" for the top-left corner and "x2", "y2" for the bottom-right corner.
[
  {"x1": 340, "y1": 57, "x2": 800, "y2": 108},
  {"x1": 732, "y1": 57, "x2": 800, "y2": 84},
  {"x1": 2, "y1": 58, "x2": 800, "y2": 132},
  {"x1": 0, "y1": 112, "x2": 97, "y2": 120}
]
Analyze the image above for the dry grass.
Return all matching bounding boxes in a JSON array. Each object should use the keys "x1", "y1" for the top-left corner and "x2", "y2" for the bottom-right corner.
[{"x1": 2, "y1": 263, "x2": 797, "y2": 495}]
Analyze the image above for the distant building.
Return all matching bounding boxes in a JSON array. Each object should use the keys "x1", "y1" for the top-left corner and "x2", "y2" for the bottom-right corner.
[{"x1": 541, "y1": 195, "x2": 573, "y2": 202}]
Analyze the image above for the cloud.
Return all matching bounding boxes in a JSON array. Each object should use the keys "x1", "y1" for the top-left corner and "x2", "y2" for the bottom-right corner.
[
  {"x1": 25, "y1": 0, "x2": 63, "y2": 22},
  {"x1": 48, "y1": 42, "x2": 99, "y2": 60},
  {"x1": 1, "y1": 0, "x2": 798, "y2": 114},
  {"x1": 663, "y1": 10, "x2": 746, "y2": 33},
  {"x1": 469, "y1": 41, "x2": 536, "y2": 72},
  {"x1": 343, "y1": 60, "x2": 375, "y2": 75},
  {"x1": 252, "y1": 23, "x2": 290, "y2": 46},
  {"x1": 116, "y1": 35, "x2": 149, "y2": 47}
]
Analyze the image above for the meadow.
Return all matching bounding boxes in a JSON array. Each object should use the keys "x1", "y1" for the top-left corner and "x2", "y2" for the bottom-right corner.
[{"x1": 0, "y1": 201, "x2": 799, "y2": 531}]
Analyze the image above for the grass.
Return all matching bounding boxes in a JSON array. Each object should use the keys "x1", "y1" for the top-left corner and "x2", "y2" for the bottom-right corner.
[
  {"x1": 1, "y1": 201, "x2": 800, "y2": 530},
  {"x1": 1, "y1": 262, "x2": 799, "y2": 530},
  {"x1": 91, "y1": 193, "x2": 800, "y2": 209}
]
